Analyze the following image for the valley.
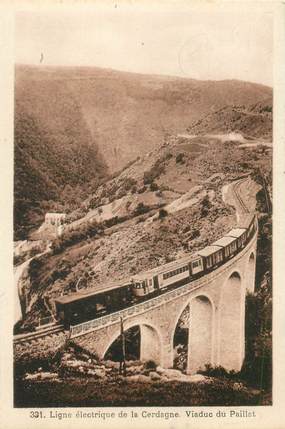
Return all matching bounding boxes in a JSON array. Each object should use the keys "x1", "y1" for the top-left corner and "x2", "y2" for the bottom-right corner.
[{"x1": 14, "y1": 65, "x2": 272, "y2": 407}]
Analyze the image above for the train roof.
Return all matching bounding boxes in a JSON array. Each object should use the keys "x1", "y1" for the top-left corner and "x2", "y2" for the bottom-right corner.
[
  {"x1": 133, "y1": 255, "x2": 192, "y2": 279},
  {"x1": 226, "y1": 228, "x2": 247, "y2": 238},
  {"x1": 213, "y1": 236, "x2": 237, "y2": 247},
  {"x1": 198, "y1": 245, "x2": 222, "y2": 257}
]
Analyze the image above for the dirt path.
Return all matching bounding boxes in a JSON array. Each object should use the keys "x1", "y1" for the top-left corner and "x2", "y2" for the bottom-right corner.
[
  {"x1": 14, "y1": 248, "x2": 52, "y2": 324},
  {"x1": 14, "y1": 258, "x2": 33, "y2": 323}
]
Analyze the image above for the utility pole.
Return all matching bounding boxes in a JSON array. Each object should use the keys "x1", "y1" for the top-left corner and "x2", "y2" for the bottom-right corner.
[{"x1": 120, "y1": 316, "x2": 126, "y2": 377}]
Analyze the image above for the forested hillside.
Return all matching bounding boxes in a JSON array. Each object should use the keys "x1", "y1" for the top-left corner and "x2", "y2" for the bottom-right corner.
[{"x1": 14, "y1": 77, "x2": 107, "y2": 239}]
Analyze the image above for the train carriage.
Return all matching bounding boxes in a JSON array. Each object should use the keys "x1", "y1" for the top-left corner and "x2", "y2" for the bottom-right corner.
[
  {"x1": 189, "y1": 256, "x2": 204, "y2": 276},
  {"x1": 158, "y1": 261, "x2": 190, "y2": 289},
  {"x1": 131, "y1": 273, "x2": 156, "y2": 297},
  {"x1": 132, "y1": 256, "x2": 192, "y2": 298},
  {"x1": 239, "y1": 215, "x2": 256, "y2": 240},
  {"x1": 226, "y1": 228, "x2": 247, "y2": 249},
  {"x1": 55, "y1": 280, "x2": 133, "y2": 328},
  {"x1": 212, "y1": 236, "x2": 238, "y2": 259},
  {"x1": 197, "y1": 245, "x2": 224, "y2": 270}
]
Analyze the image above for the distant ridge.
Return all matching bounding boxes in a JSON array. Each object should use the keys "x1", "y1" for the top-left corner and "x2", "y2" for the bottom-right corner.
[{"x1": 15, "y1": 63, "x2": 273, "y2": 88}]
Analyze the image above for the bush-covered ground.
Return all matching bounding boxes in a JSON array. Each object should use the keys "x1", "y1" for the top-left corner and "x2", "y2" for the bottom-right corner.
[
  {"x1": 15, "y1": 377, "x2": 269, "y2": 408},
  {"x1": 14, "y1": 343, "x2": 269, "y2": 408}
]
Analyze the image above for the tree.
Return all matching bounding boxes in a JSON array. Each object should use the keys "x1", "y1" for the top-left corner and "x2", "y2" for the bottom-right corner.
[
  {"x1": 176, "y1": 153, "x2": 185, "y2": 164},
  {"x1": 200, "y1": 195, "x2": 211, "y2": 217},
  {"x1": 150, "y1": 181, "x2": 159, "y2": 192}
]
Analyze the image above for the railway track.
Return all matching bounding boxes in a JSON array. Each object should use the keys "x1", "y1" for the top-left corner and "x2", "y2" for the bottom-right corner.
[
  {"x1": 232, "y1": 178, "x2": 250, "y2": 215},
  {"x1": 14, "y1": 323, "x2": 64, "y2": 345}
]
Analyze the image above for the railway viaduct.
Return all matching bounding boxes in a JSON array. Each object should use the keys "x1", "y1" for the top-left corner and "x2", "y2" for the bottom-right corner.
[{"x1": 70, "y1": 225, "x2": 257, "y2": 374}]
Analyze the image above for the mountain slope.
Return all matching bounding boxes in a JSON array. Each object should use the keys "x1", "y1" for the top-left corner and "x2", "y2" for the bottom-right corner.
[
  {"x1": 15, "y1": 65, "x2": 272, "y2": 238},
  {"x1": 187, "y1": 99, "x2": 272, "y2": 139},
  {"x1": 16, "y1": 65, "x2": 272, "y2": 172}
]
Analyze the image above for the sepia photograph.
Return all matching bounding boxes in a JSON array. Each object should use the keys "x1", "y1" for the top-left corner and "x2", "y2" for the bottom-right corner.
[{"x1": 12, "y1": 0, "x2": 273, "y2": 410}]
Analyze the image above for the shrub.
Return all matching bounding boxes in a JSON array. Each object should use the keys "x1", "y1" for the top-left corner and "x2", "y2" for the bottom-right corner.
[
  {"x1": 143, "y1": 171, "x2": 154, "y2": 185},
  {"x1": 122, "y1": 177, "x2": 137, "y2": 192},
  {"x1": 198, "y1": 364, "x2": 236, "y2": 379},
  {"x1": 104, "y1": 216, "x2": 126, "y2": 228},
  {"x1": 164, "y1": 151, "x2": 173, "y2": 160},
  {"x1": 200, "y1": 195, "x2": 211, "y2": 217},
  {"x1": 261, "y1": 105, "x2": 272, "y2": 113},
  {"x1": 189, "y1": 229, "x2": 200, "y2": 240},
  {"x1": 201, "y1": 195, "x2": 211, "y2": 209},
  {"x1": 158, "y1": 208, "x2": 168, "y2": 219},
  {"x1": 137, "y1": 186, "x2": 147, "y2": 194},
  {"x1": 150, "y1": 181, "x2": 159, "y2": 192},
  {"x1": 176, "y1": 153, "x2": 185, "y2": 164},
  {"x1": 134, "y1": 202, "x2": 150, "y2": 216},
  {"x1": 28, "y1": 258, "x2": 43, "y2": 278},
  {"x1": 143, "y1": 159, "x2": 166, "y2": 185},
  {"x1": 144, "y1": 359, "x2": 157, "y2": 370}
]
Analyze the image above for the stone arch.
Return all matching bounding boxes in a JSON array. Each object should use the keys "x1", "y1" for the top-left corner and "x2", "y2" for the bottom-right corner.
[
  {"x1": 102, "y1": 320, "x2": 163, "y2": 365},
  {"x1": 171, "y1": 294, "x2": 214, "y2": 374},
  {"x1": 246, "y1": 252, "x2": 256, "y2": 293},
  {"x1": 218, "y1": 271, "x2": 244, "y2": 371}
]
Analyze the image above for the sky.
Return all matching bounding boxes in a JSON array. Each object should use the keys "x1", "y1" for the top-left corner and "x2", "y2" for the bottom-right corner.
[{"x1": 15, "y1": 2, "x2": 273, "y2": 86}]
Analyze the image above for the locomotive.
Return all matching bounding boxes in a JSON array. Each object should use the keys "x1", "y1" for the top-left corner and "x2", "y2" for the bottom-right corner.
[{"x1": 54, "y1": 214, "x2": 256, "y2": 329}]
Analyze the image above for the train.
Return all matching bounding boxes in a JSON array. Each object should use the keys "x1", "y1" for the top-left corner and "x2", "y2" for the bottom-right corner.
[{"x1": 54, "y1": 214, "x2": 256, "y2": 329}]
